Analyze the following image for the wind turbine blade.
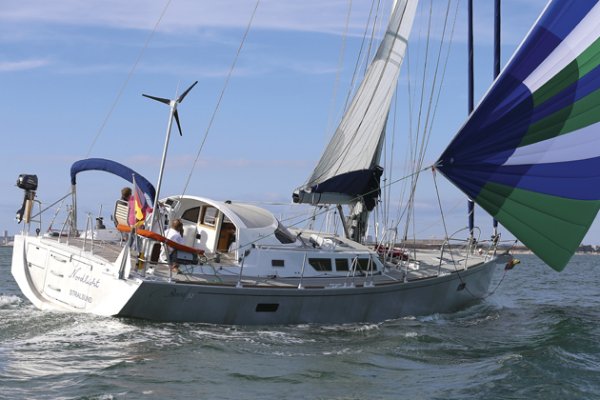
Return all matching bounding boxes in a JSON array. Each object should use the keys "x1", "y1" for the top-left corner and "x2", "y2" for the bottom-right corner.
[
  {"x1": 174, "y1": 110, "x2": 183, "y2": 136},
  {"x1": 142, "y1": 94, "x2": 171, "y2": 105},
  {"x1": 176, "y1": 81, "x2": 198, "y2": 104}
]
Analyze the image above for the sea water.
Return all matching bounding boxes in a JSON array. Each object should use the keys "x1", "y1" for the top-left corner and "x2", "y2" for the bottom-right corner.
[{"x1": 1, "y1": 246, "x2": 599, "y2": 399}]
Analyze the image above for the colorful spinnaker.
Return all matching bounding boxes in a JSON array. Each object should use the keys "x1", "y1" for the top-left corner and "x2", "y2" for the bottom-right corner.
[{"x1": 437, "y1": 1, "x2": 600, "y2": 271}]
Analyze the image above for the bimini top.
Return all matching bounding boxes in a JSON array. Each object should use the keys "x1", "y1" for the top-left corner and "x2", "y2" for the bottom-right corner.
[{"x1": 70, "y1": 158, "x2": 156, "y2": 204}]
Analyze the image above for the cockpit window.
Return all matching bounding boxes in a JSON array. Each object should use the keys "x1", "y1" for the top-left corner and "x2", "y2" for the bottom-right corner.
[
  {"x1": 274, "y1": 222, "x2": 296, "y2": 244},
  {"x1": 181, "y1": 207, "x2": 200, "y2": 223},
  {"x1": 201, "y1": 206, "x2": 218, "y2": 227}
]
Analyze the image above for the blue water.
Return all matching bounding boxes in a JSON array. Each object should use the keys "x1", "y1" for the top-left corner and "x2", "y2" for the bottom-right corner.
[{"x1": 1, "y1": 246, "x2": 599, "y2": 399}]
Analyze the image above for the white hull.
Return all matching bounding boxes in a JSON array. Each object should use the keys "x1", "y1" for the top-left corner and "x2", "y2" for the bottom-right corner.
[{"x1": 11, "y1": 235, "x2": 141, "y2": 316}]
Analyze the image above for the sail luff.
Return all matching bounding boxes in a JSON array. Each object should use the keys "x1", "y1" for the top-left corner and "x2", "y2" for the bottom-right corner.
[
  {"x1": 294, "y1": 0, "x2": 418, "y2": 207},
  {"x1": 437, "y1": 0, "x2": 600, "y2": 271}
]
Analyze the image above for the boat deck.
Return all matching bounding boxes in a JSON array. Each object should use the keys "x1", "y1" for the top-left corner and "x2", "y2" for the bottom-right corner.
[
  {"x1": 171, "y1": 248, "x2": 492, "y2": 286},
  {"x1": 38, "y1": 235, "x2": 499, "y2": 288}
]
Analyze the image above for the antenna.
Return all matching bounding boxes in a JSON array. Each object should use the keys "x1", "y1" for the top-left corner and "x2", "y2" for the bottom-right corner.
[{"x1": 144, "y1": 81, "x2": 198, "y2": 230}]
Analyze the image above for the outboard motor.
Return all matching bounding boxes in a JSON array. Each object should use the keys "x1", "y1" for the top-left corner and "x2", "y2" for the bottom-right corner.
[{"x1": 16, "y1": 174, "x2": 38, "y2": 224}]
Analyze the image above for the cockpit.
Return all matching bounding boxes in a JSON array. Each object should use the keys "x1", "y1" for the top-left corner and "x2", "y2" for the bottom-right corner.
[{"x1": 159, "y1": 196, "x2": 297, "y2": 260}]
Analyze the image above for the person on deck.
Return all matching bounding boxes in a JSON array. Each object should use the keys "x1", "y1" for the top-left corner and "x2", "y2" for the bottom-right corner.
[
  {"x1": 161, "y1": 219, "x2": 185, "y2": 274},
  {"x1": 121, "y1": 187, "x2": 132, "y2": 202}
]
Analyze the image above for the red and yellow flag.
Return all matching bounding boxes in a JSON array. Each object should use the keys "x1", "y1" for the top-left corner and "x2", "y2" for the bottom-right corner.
[{"x1": 130, "y1": 175, "x2": 151, "y2": 226}]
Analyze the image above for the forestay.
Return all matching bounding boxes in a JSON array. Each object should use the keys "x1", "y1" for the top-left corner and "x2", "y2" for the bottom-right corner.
[
  {"x1": 437, "y1": 1, "x2": 600, "y2": 271},
  {"x1": 294, "y1": 0, "x2": 418, "y2": 210}
]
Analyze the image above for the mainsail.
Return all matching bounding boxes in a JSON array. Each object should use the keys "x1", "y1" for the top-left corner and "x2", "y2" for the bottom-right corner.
[
  {"x1": 437, "y1": 1, "x2": 600, "y2": 271},
  {"x1": 293, "y1": 0, "x2": 418, "y2": 210}
]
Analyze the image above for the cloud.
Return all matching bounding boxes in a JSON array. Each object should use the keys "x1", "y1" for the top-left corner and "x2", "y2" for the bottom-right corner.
[
  {"x1": 0, "y1": 1, "x2": 550, "y2": 46},
  {"x1": 0, "y1": 0, "x2": 379, "y2": 36},
  {"x1": 0, "y1": 58, "x2": 50, "y2": 72},
  {"x1": 0, "y1": 1, "x2": 363, "y2": 78}
]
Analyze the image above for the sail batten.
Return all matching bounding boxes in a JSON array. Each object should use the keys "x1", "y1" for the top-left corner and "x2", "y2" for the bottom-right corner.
[
  {"x1": 294, "y1": 0, "x2": 418, "y2": 207},
  {"x1": 438, "y1": 0, "x2": 600, "y2": 271}
]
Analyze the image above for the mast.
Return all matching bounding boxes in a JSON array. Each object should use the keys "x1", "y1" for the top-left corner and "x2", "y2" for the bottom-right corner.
[
  {"x1": 492, "y1": 0, "x2": 501, "y2": 239},
  {"x1": 467, "y1": 0, "x2": 475, "y2": 242}
]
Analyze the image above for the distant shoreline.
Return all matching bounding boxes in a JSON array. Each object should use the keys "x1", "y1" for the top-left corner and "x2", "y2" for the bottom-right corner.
[
  {"x1": 374, "y1": 240, "x2": 600, "y2": 256},
  {"x1": 2, "y1": 239, "x2": 600, "y2": 256}
]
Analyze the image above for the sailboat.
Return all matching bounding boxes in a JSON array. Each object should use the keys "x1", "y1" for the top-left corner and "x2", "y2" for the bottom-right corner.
[{"x1": 10, "y1": 0, "x2": 598, "y2": 324}]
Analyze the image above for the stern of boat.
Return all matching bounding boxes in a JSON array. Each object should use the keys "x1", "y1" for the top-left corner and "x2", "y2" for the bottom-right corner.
[
  {"x1": 11, "y1": 234, "x2": 50, "y2": 310},
  {"x1": 11, "y1": 234, "x2": 142, "y2": 316}
]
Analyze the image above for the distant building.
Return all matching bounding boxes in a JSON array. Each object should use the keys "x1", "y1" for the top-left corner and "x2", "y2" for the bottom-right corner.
[{"x1": 1, "y1": 230, "x2": 14, "y2": 247}]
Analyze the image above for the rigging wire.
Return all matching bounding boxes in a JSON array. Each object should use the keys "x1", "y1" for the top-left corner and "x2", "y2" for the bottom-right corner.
[
  {"x1": 180, "y1": 0, "x2": 260, "y2": 197},
  {"x1": 380, "y1": 57, "x2": 401, "y2": 239},
  {"x1": 394, "y1": 0, "x2": 427, "y2": 230},
  {"x1": 395, "y1": 0, "x2": 459, "y2": 243},
  {"x1": 376, "y1": 83, "x2": 402, "y2": 249},
  {"x1": 386, "y1": 86, "x2": 400, "y2": 229},
  {"x1": 342, "y1": 0, "x2": 378, "y2": 113},
  {"x1": 84, "y1": 0, "x2": 173, "y2": 158},
  {"x1": 300, "y1": 0, "x2": 381, "y2": 189},
  {"x1": 432, "y1": 168, "x2": 450, "y2": 242},
  {"x1": 233, "y1": 165, "x2": 433, "y2": 252},
  {"x1": 412, "y1": 0, "x2": 456, "y2": 211},
  {"x1": 400, "y1": 0, "x2": 434, "y2": 246},
  {"x1": 410, "y1": 0, "x2": 461, "y2": 240},
  {"x1": 325, "y1": 0, "x2": 354, "y2": 138},
  {"x1": 432, "y1": 165, "x2": 499, "y2": 300},
  {"x1": 364, "y1": 0, "x2": 382, "y2": 76},
  {"x1": 421, "y1": 0, "x2": 461, "y2": 162},
  {"x1": 392, "y1": 47, "x2": 415, "y2": 235},
  {"x1": 304, "y1": 0, "x2": 410, "y2": 187},
  {"x1": 208, "y1": 0, "x2": 459, "y2": 252}
]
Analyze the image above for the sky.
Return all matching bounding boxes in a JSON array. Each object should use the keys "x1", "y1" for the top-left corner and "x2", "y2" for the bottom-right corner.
[{"x1": 4, "y1": 0, "x2": 589, "y2": 246}]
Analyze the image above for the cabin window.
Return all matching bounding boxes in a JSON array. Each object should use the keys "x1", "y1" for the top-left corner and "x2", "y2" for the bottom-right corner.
[
  {"x1": 201, "y1": 206, "x2": 218, "y2": 227},
  {"x1": 309, "y1": 258, "x2": 332, "y2": 272},
  {"x1": 272, "y1": 259, "x2": 285, "y2": 267},
  {"x1": 335, "y1": 259, "x2": 349, "y2": 271},
  {"x1": 164, "y1": 198, "x2": 178, "y2": 208},
  {"x1": 356, "y1": 258, "x2": 373, "y2": 271},
  {"x1": 181, "y1": 207, "x2": 200, "y2": 223}
]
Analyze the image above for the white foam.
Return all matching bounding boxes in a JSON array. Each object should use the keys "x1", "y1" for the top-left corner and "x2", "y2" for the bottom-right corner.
[{"x1": 0, "y1": 294, "x2": 23, "y2": 308}]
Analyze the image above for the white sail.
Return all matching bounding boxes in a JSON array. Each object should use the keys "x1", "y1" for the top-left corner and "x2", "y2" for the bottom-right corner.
[{"x1": 294, "y1": 0, "x2": 418, "y2": 209}]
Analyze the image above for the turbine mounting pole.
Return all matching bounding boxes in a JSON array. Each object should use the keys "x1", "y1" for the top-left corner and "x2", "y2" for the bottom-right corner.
[{"x1": 143, "y1": 81, "x2": 198, "y2": 230}]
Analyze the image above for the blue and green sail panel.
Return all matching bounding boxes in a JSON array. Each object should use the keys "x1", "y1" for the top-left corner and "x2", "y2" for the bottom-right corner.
[{"x1": 437, "y1": 0, "x2": 600, "y2": 271}]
